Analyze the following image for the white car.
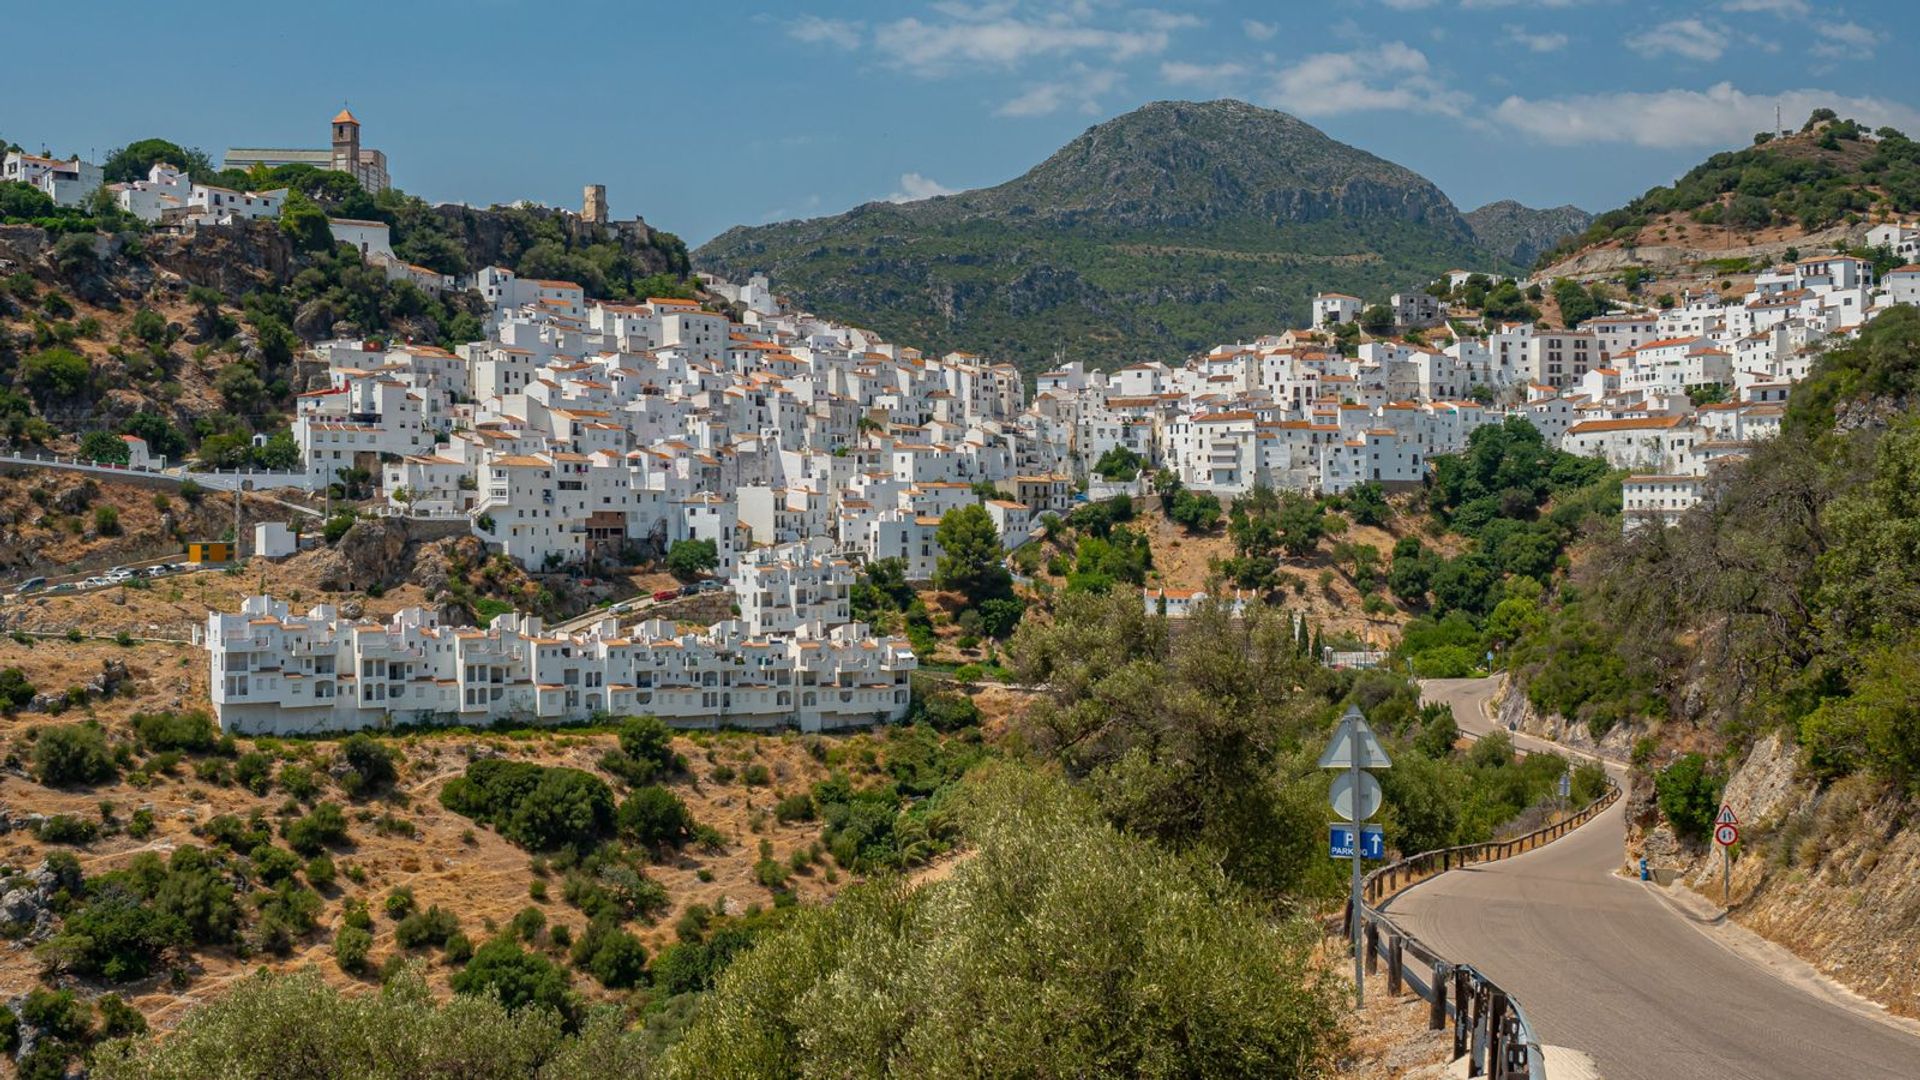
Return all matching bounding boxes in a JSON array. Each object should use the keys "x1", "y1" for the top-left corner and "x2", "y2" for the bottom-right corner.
[{"x1": 81, "y1": 577, "x2": 111, "y2": 589}]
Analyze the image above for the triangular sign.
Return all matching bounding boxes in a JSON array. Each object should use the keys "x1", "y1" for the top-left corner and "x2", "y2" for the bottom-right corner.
[
  {"x1": 1716, "y1": 803, "x2": 1738, "y2": 826},
  {"x1": 1318, "y1": 707, "x2": 1392, "y2": 770}
]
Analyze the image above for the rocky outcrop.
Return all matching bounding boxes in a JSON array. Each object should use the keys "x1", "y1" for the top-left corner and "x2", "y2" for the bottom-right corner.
[
  {"x1": 1494, "y1": 683, "x2": 1640, "y2": 761},
  {"x1": 1464, "y1": 200, "x2": 1594, "y2": 267},
  {"x1": 428, "y1": 203, "x2": 687, "y2": 279},
  {"x1": 0, "y1": 857, "x2": 81, "y2": 942},
  {"x1": 307, "y1": 518, "x2": 418, "y2": 593},
  {"x1": 143, "y1": 220, "x2": 297, "y2": 297}
]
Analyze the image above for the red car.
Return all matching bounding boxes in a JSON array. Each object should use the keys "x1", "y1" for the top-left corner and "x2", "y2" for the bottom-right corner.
[{"x1": 652, "y1": 589, "x2": 680, "y2": 602}]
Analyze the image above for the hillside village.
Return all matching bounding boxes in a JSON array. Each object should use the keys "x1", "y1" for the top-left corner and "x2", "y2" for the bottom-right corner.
[
  {"x1": 11, "y1": 111, "x2": 1920, "y2": 740},
  {"x1": 8, "y1": 76, "x2": 1920, "y2": 1080}
]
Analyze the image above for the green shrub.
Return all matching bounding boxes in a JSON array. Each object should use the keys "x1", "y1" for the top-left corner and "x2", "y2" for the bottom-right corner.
[
  {"x1": 772, "y1": 793, "x2": 816, "y2": 824},
  {"x1": 32, "y1": 724, "x2": 117, "y2": 787},
  {"x1": 97, "y1": 993, "x2": 148, "y2": 1038},
  {"x1": 616, "y1": 786, "x2": 694, "y2": 848},
  {"x1": 440, "y1": 760, "x2": 614, "y2": 852},
  {"x1": 395, "y1": 905, "x2": 462, "y2": 951},
  {"x1": 336, "y1": 734, "x2": 396, "y2": 797},
  {"x1": 333, "y1": 923, "x2": 372, "y2": 973},
  {"x1": 234, "y1": 751, "x2": 274, "y2": 794},
  {"x1": 1655, "y1": 754, "x2": 1722, "y2": 841},
  {"x1": 569, "y1": 918, "x2": 647, "y2": 988},
  {"x1": 0, "y1": 667, "x2": 36, "y2": 711},
  {"x1": 304, "y1": 854, "x2": 336, "y2": 888},
  {"x1": 282, "y1": 802, "x2": 349, "y2": 856},
  {"x1": 449, "y1": 937, "x2": 572, "y2": 1018},
  {"x1": 33, "y1": 814, "x2": 100, "y2": 845}
]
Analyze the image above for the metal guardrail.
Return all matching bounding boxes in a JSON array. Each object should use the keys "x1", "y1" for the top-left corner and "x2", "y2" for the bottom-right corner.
[{"x1": 1347, "y1": 779, "x2": 1623, "y2": 1080}]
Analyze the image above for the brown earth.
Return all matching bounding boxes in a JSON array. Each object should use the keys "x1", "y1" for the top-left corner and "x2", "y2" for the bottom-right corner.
[
  {"x1": 0, "y1": 658, "x2": 896, "y2": 1030},
  {"x1": 0, "y1": 470, "x2": 254, "y2": 582},
  {"x1": 1029, "y1": 500, "x2": 1457, "y2": 648}
]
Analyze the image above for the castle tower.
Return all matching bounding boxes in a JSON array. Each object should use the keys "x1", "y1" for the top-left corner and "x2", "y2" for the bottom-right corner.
[
  {"x1": 583, "y1": 184, "x2": 608, "y2": 225},
  {"x1": 331, "y1": 108, "x2": 361, "y2": 174}
]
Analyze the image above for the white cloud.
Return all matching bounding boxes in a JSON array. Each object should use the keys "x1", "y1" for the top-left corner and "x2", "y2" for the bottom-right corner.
[
  {"x1": 1242, "y1": 19, "x2": 1277, "y2": 41},
  {"x1": 1266, "y1": 42, "x2": 1467, "y2": 117},
  {"x1": 1161, "y1": 59, "x2": 1246, "y2": 85},
  {"x1": 1135, "y1": 9, "x2": 1202, "y2": 32},
  {"x1": 874, "y1": 12, "x2": 1171, "y2": 76},
  {"x1": 1504, "y1": 25, "x2": 1568, "y2": 52},
  {"x1": 1812, "y1": 20, "x2": 1876, "y2": 60},
  {"x1": 995, "y1": 64, "x2": 1123, "y2": 117},
  {"x1": 1490, "y1": 82, "x2": 1920, "y2": 148},
  {"x1": 886, "y1": 172, "x2": 960, "y2": 203},
  {"x1": 1625, "y1": 19, "x2": 1726, "y2": 61},
  {"x1": 787, "y1": 15, "x2": 863, "y2": 50},
  {"x1": 1721, "y1": 0, "x2": 1808, "y2": 14}
]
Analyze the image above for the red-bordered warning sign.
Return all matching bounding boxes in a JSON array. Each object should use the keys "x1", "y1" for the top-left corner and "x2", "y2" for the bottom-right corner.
[{"x1": 1715, "y1": 822, "x2": 1739, "y2": 847}]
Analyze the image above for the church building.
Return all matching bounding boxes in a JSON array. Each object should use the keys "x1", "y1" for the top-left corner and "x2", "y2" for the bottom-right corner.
[{"x1": 225, "y1": 108, "x2": 390, "y2": 193}]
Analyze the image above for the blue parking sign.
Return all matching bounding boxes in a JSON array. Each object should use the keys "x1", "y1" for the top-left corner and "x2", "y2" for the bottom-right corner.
[{"x1": 1330, "y1": 824, "x2": 1385, "y2": 860}]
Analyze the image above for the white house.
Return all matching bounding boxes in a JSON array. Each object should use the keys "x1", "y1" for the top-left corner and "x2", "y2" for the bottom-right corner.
[
  {"x1": 330, "y1": 218, "x2": 395, "y2": 260},
  {"x1": 1313, "y1": 293, "x2": 1362, "y2": 327},
  {"x1": 2, "y1": 151, "x2": 102, "y2": 207},
  {"x1": 202, "y1": 595, "x2": 914, "y2": 736}
]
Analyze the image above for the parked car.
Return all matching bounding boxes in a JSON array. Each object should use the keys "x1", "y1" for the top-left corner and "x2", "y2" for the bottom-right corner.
[
  {"x1": 651, "y1": 589, "x2": 680, "y2": 603},
  {"x1": 81, "y1": 577, "x2": 110, "y2": 589},
  {"x1": 17, "y1": 577, "x2": 45, "y2": 593}
]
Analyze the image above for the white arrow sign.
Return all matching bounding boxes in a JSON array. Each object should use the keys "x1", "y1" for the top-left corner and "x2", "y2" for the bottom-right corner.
[
  {"x1": 1318, "y1": 707, "x2": 1392, "y2": 770},
  {"x1": 1330, "y1": 771, "x2": 1384, "y2": 823},
  {"x1": 1716, "y1": 803, "x2": 1739, "y2": 826}
]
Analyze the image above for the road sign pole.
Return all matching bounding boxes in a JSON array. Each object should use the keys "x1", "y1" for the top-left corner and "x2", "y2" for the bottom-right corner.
[
  {"x1": 1714, "y1": 803, "x2": 1739, "y2": 909},
  {"x1": 1321, "y1": 705, "x2": 1389, "y2": 1011},
  {"x1": 1351, "y1": 743, "x2": 1364, "y2": 1008}
]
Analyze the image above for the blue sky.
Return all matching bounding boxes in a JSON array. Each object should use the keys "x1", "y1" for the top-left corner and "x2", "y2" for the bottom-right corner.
[{"x1": 4, "y1": 0, "x2": 1915, "y2": 245}]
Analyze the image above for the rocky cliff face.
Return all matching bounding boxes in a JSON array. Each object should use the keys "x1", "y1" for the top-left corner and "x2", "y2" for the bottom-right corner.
[
  {"x1": 0, "y1": 220, "x2": 295, "y2": 305},
  {"x1": 427, "y1": 203, "x2": 685, "y2": 279},
  {"x1": 1495, "y1": 682, "x2": 1640, "y2": 760},
  {"x1": 1463, "y1": 200, "x2": 1593, "y2": 268},
  {"x1": 1658, "y1": 734, "x2": 1920, "y2": 1019}
]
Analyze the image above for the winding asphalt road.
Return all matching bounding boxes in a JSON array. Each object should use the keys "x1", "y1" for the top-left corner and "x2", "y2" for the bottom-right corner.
[{"x1": 1390, "y1": 677, "x2": 1920, "y2": 1080}]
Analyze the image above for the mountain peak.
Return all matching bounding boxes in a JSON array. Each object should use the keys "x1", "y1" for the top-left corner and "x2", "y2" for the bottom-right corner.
[
  {"x1": 696, "y1": 98, "x2": 1506, "y2": 372},
  {"x1": 951, "y1": 98, "x2": 1466, "y2": 234}
]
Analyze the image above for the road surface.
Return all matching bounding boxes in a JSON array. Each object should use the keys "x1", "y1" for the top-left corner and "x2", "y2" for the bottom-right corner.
[{"x1": 1390, "y1": 677, "x2": 1920, "y2": 1080}]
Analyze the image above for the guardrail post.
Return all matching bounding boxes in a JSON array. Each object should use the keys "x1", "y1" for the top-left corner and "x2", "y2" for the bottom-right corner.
[
  {"x1": 1365, "y1": 923, "x2": 1380, "y2": 975},
  {"x1": 1486, "y1": 990, "x2": 1508, "y2": 1080},
  {"x1": 1453, "y1": 968, "x2": 1470, "y2": 1059},
  {"x1": 1429, "y1": 962, "x2": 1447, "y2": 1030},
  {"x1": 1387, "y1": 934, "x2": 1403, "y2": 995}
]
